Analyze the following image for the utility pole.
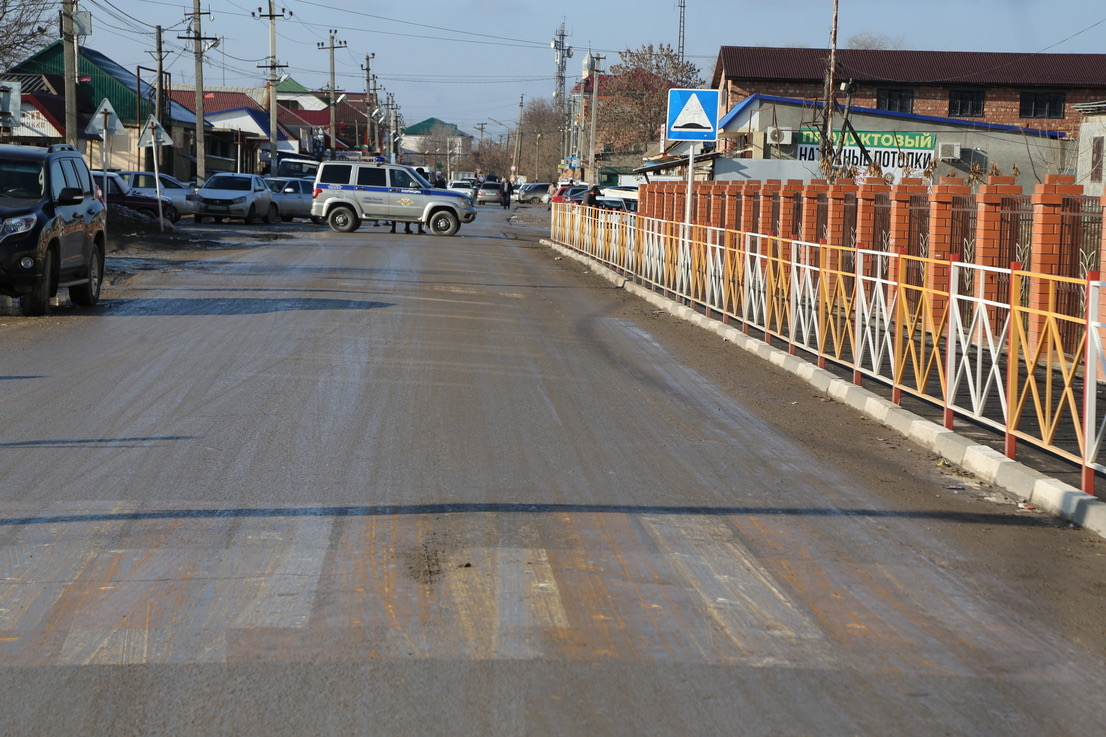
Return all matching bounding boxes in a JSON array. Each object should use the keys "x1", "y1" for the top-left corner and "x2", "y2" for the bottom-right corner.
[
  {"x1": 820, "y1": 0, "x2": 840, "y2": 171},
  {"x1": 677, "y1": 0, "x2": 687, "y2": 64},
  {"x1": 62, "y1": 0, "x2": 78, "y2": 147},
  {"x1": 179, "y1": 2, "x2": 216, "y2": 184},
  {"x1": 387, "y1": 93, "x2": 399, "y2": 164},
  {"x1": 361, "y1": 53, "x2": 374, "y2": 153},
  {"x1": 318, "y1": 30, "x2": 346, "y2": 160},
  {"x1": 474, "y1": 122, "x2": 486, "y2": 147},
  {"x1": 512, "y1": 95, "x2": 524, "y2": 183},
  {"x1": 586, "y1": 53, "x2": 604, "y2": 185},
  {"x1": 254, "y1": 2, "x2": 290, "y2": 172}
]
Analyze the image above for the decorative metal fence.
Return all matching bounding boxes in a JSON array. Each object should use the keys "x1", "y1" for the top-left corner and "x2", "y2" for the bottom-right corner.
[{"x1": 550, "y1": 202, "x2": 1106, "y2": 497}]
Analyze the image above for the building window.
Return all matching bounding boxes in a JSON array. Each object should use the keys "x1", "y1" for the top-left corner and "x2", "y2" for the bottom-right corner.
[
  {"x1": 1093, "y1": 137, "x2": 1104, "y2": 184},
  {"x1": 1020, "y1": 91, "x2": 1065, "y2": 119},
  {"x1": 876, "y1": 88, "x2": 913, "y2": 113},
  {"x1": 949, "y1": 90, "x2": 984, "y2": 117}
]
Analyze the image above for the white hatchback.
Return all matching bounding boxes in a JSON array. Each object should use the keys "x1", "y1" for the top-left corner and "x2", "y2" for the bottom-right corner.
[{"x1": 117, "y1": 171, "x2": 199, "y2": 217}]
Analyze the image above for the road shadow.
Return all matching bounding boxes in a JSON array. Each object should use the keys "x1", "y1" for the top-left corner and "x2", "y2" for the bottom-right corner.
[
  {"x1": 0, "y1": 501, "x2": 1061, "y2": 529},
  {"x1": 103, "y1": 296, "x2": 393, "y2": 316}
]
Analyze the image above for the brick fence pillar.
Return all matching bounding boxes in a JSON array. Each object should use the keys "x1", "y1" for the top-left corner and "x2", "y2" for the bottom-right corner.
[
  {"x1": 929, "y1": 177, "x2": 970, "y2": 261},
  {"x1": 724, "y1": 182, "x2": 744, "y2": 231},
  {"x1": 758, "y1": 179, "x2": 782, "y2": 236},
  {"x1": 709, "y1": 181, "x2": 727, "y2": 228},
  {"x1": 1027, "y1": 174, "x2": 1085, "y2": 350},
  {"x1": 740, "y1": 180, "x2": 762, "y2": 237},
  {"x1": 855, "y1": 179, "x2": 892, "y2": 251},
  {"x1": 800, "y1": 179, "x2": 829, "y2": 243},
  {"x1": 779, "y1": 179, "x2": 805, "y2": 241},
  {"x1": 889, "y1": 177, "x2": 929, "y2": 255},
  {"x1": 639, "y1": 182, "x2": 655, "y2": 219}
]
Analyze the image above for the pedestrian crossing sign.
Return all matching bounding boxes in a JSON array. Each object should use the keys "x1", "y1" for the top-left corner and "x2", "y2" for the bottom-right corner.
[{"x1": 666, "y1": 88, "x2": 720, "y2": 141}]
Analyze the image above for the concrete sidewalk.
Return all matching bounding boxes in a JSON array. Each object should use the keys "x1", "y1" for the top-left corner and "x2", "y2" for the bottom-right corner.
[{"x1": 542, "y1": 237, "x2": 1106, "y2": 541}]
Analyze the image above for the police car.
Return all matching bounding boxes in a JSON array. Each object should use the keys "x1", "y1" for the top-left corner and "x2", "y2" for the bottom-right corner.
[{"x1": 311, "y1": 160, "x2": 477, "y2": 236}]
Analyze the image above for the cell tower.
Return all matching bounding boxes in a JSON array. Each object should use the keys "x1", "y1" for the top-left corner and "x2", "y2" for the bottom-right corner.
[
  {"x1": 551, "y1": 23, "x2": 572, "y2": 106},
  {"x1": 677, "y1": 0, "x2": 686, "y2": 63},
  {"x1": 551, "y1": 23, "x2": 573, "y2": 161}
]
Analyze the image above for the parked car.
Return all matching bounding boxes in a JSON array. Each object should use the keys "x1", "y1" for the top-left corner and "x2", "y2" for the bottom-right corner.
[
  {"x1": 117, "y1": 170, "x2": 198, "y2": 219},
  {"x1": 267, "y1": 177, "x2": 323, "y2": 223},
  {"x1": 311, "y1": 160, "x2": 477, "y2": 236},
  {"x1": 550, "y1": 184, "x2": 588, "y2": 204},
  {"x1": 0, "y1": 143, "x2": 106, "y2": 315},
  {"x1": 475, "y1": 181, "x2": 502, "y2": 205},
  {"x1": 274, "y1": 157, "x2": 320, "y2": 180},
  {"x1": 447, "y1": 179, "x2": 476, "y2": 196},
  {"x1": 91, "y1": 171, "x2": 177, "y2": 222},
  {"x1": 195, "y1": 173, "x2": 277, "y2": 224},
  {"x1": 515, "y1": 182, "x2": 552, "y2": 204},
  {"x1": 595, "y1": 196, "x2": 637, "y2": 212}
]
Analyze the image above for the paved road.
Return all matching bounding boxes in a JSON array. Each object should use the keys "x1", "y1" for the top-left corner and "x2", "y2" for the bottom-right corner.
[{"x1": 0, "y1": 211, "x2": 1104, "y2": 735}]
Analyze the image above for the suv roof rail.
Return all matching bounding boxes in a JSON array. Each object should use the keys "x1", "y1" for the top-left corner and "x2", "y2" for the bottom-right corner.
[{"x1": 47, "y1": 144, "x2": 78, "y2": 153}]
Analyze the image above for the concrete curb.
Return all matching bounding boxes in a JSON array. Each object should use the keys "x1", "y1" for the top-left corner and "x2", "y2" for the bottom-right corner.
[{"x1": 542, "y1": 239, "x2": 1106, "y2": 540}]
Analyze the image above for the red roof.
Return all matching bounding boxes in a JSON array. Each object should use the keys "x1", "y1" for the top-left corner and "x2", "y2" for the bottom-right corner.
[
  {"x1": 169, "y1": 90, "x2": 263, "y2": 114},
  {"x1": 714, "y1": 46, "x2": 1106, "y2": 88}
]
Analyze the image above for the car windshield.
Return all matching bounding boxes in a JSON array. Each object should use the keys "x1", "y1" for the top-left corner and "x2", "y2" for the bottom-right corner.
[
  {"x1": 0, "y1": 159, "x2": 44, "y2": 199},
  {"x1": 267, "y1": 179, "x2": 287, "y2": 192},
  {"x1": 205, "y1": 175, "x2": 251, "y2": 191}
]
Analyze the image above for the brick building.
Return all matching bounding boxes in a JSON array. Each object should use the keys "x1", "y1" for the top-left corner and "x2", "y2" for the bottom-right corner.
[{"x1": 711, "y1": 46, "x2": 1106, "y2": 138}]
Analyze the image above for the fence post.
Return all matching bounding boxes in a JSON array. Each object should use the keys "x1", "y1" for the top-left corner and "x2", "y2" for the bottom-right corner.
[
  {"x1": 1006, "y1": 260, "x2": 1023, "y2": 459},
  {"x1": 944, "y1": 254, "x2": 961, "y2": 430},
  {"x1": 1084, "y1": 271, "x2": 1101, "y2": 496}
]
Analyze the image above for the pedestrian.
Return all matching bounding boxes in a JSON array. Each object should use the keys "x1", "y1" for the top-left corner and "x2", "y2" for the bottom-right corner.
[
  {"x1": 389, "y1": 221, "x2": 425, "y2": 234},
  {"x1": 501, "y1": 180, "x2": 512, "y2": 209},
  {"x1": 584, "y1": 185, "x2": 600, "y2": 208}
]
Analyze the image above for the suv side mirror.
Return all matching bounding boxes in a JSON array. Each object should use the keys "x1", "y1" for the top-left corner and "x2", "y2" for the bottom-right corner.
[{"x1": 56, "y1": 187, "x2": 85, "y2": 206}]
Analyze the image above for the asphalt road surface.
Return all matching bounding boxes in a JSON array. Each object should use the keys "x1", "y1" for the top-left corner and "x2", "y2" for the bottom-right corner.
[{"x1": 1, "y1": 208, "x2": 1104, "y2": 736}]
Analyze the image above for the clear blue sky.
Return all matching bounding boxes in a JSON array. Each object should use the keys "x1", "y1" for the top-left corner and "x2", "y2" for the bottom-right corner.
[{"x1": 82, "y1": 0, "x2": 1106, "y2": 134}]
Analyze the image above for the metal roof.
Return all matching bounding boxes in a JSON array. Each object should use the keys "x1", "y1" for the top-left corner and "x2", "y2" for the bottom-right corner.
[
  {"x1": 9, "y1": 41, "x2": 195, "y2": 125},
  {"x1": 714, "y1": 46, "x2": 1106, "y2": 88}
]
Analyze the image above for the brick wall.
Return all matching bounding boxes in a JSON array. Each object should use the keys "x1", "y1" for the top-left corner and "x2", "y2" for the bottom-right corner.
[{"x1": 723, "y1": 80, "x2": 1103, "y2": 137}]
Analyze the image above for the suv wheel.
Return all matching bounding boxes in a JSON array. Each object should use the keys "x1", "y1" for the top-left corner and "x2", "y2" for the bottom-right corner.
[
  {"x1": 69, "y1": 246, "x2": 104, "y2": 307},
  {"x1": 20, "y1": 248, "x2": 54, "y2": 317},
  {"x1": 327, "y1": 206, "x2": 360, "y2": 233},
  {"x1": 428, "y1": 210, "x2": 459, "y2": 237}
]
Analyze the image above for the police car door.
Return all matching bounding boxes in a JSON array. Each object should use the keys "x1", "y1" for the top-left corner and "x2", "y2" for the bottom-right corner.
[
  {"x1": 387, "y1": 167, "x2": 423, "y2": 220},
  {"x1": 354, "y1": 166, "x2": 388, "y2": 217}
]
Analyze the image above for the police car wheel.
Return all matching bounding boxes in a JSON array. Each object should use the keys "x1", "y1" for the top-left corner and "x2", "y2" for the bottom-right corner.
[
  {"x1": 328, "y1": 206, "x2": 359, "y2": 233},
  {"x1": 428, "y1": 211, "x2": 459, "y2": 237}
]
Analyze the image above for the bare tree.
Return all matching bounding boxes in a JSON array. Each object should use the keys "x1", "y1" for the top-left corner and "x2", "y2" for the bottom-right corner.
[
  {"x1": 597, "y1": 43, "x2": 703, "y2": 150},
  {"x1": 845, "y1": 31, "x2": 908, "y2": 50},
  {"x1": 0, "y1": 1, "x2": 54, "y2": 70},
  {"x1": 521, "y1": 97, "x2": 562, "y2": 181}
]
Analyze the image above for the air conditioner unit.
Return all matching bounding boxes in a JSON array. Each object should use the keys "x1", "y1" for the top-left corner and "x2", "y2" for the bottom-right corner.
[
  {"x1": 765, "y1": 126, "x2": 792, "y2": 145},
  {"x1": 938, "y1": 142, "x2": 962, "y2": 161}
]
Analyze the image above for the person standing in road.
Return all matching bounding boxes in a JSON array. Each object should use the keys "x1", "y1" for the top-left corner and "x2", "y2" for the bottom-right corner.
[{"x1": 501, "y1": 180, "x2": 512, "y2": 209}]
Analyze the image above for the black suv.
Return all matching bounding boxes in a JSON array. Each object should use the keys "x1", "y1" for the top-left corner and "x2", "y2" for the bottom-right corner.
[{"x1": 0, "y1": 144, "x2": 106, "y2": 316}]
